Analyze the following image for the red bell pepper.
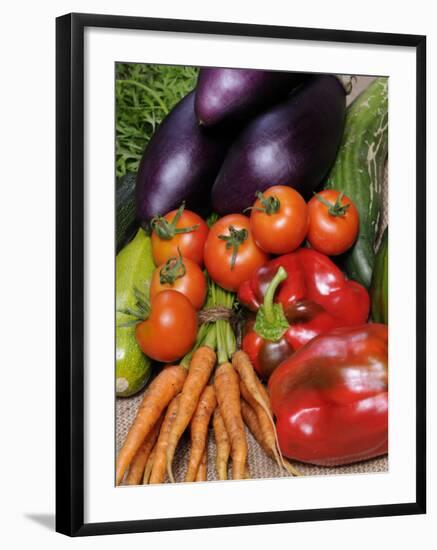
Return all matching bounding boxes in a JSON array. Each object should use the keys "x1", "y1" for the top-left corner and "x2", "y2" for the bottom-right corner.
[
  {"x1": 238, "y1": 248, "x2": 370, "y2": 379},
  {"x1": 268, "y1": 323, "x2": 388, "y2": 466}
]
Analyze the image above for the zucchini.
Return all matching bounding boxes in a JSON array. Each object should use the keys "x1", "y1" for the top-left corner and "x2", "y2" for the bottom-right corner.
[
  {"x1": 116, "y1": 228, "x2": 155, "y2": 397},
  {"x1": 370, "y1": 228, "x2": 388, "y2": 324},
  {"x1": 325, "y1": 77, "x2": 388, "y2": 288},
  {"x1": 116, "y1": 172, "x2": 139, "y2": 253}
]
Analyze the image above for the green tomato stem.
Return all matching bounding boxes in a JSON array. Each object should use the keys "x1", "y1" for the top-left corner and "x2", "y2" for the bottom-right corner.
[
  {"x1": 159, "y1": 248, "x2": 186, "y2": 285},
  {"x1": 254, "y1": 191, "x2": 281, "y2": 215},
  {"x1": 151, "y1": 202, "x2": 199, "y2": 240},
  {"x1": 315, "y1": 192, "x2": 350, "y2": 217},
  {"x1": 218, "y1": 225, "x2": 248, "y2": 270}
]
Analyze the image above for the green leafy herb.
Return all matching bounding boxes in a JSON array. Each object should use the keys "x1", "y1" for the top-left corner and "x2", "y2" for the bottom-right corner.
[{"x1": 115, "y1": 63, "x2": 198, "y2": 178}]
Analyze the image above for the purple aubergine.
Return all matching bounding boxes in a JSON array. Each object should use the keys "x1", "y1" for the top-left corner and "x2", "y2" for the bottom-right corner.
[
  {"x1": 211, "y1": 75, "x2": 346, "y2": 215},
  {"x1": 195, "y1": 68, "x2": 307, "y2": 127},
  {"x1": 136, "y1": 91, "x2": 230, "y2": 224}
]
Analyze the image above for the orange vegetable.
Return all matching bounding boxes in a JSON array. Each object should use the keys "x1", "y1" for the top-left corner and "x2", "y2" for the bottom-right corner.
[
  {"x1": 125, "y1": 415, "x2": 163, "y2": 485},
  {"x1": 116, "y1": 365, "x2": 187, "y2": 485},
  {"x1": 241, "y1": 399, "x2": 300, "y2": 476},
  {"x1": 213, "y1": 408, "x2": 230, "y2": 480},
  {"x1": 149, "y1": 395, "x2": 181, "y2": 484},
  {"x1": 185, "y1": 385, "x2": 216, "y2": 482},
  {"x1": 142, "y1": 446, "x2": 156, "y2": 484},
  {"x1": 214, "y1": 362, "x2": 247, "y2": 480},
  {"x1": 166, "y1": 346, "x2": 216, "y2": 482},
  {"x1": 195, "y1": 451, "x2": 207, "y2": 482},
  {"x1": 232, "y1": 351, "x2": 282, "y2": 467}
]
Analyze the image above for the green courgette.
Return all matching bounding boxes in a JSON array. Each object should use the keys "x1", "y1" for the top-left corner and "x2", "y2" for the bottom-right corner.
[
  {"x1": 116, "y1": 172, "x2": 139, "y2": 254},
  {"x1": 370, "y1": 228, "x2": 388, "y2": 324},
  {"x1": 325, "y1": 77, "x2": 388, "y2": 288},
  {"x1": 116, "y1": 228, "x2": 155, "y2": 396}
]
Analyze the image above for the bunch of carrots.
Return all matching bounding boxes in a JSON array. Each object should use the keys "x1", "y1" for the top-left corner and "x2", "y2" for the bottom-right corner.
[{"x1": 116, "y1": 279, "x2": 300, "y2": 485}]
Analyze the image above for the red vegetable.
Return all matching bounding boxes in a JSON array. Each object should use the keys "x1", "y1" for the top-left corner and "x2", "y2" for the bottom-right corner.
[
  {"x1": 238, "y1": 248, "x2": 370, "y2": 379},
  {"x1": 135, "y1": 290, "x2": 197, "y2": 363},
  {"x1": 268, "y1": 324, "x2": 388, "y2": 465},
  {"x1": 150, "y1": 252, "x2": 207, "y2": 310},
  {"x1": 249, "y1": 186, "x2": 308, "y2": 255},
  {"x1": 204, "y1": 214, "x2": 268, "y2": 292},
  {"x1": 307, "y1": 190, "x2": 359, "y2": 255},
  {"x1": 151, "y1": 203, "x2": 209, "y2": 267}
]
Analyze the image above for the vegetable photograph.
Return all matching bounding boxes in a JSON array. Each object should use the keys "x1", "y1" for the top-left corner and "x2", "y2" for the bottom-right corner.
[{"x1": 115, "y1": 62, "x2": 389, "y2": 485}]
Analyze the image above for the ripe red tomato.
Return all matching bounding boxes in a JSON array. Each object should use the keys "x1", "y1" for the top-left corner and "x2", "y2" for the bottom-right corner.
[
  {"x1": 135, "y1": 290, "x2": 197, "y2": 362},
  {"x1": 250, "y1": 186, "x2": 308, "y2": 254},
  {"x1": 307, "y1": 190, "x2": 359, "y2": 256},
  {"x1": 150, "y1": 254, "x2": 207, "y2": 310},
  {"x1": 151, "y1": 203, "x2": 208, "y2": 266},
  {"x1": 204, "y1": 214, "x2": 269, "y2": 291}
]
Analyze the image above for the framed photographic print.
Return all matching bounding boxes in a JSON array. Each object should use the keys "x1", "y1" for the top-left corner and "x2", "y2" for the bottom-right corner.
[{"x1": 56, "y1": 12, "x2": 426, "y2": 537}]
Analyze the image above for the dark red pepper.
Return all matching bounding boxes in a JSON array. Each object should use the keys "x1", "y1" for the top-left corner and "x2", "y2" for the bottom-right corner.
[
  {"x1": 268, "y1": 324, "x2": 388, "y2": 465},
  {"x1": 238, "y1": 248, "x2": 370, "y2": 379}
]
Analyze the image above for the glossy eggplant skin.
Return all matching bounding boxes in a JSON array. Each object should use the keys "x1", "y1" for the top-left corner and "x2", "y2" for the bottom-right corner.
[
  {"x1": 195, "y1": 68, "x2": 307, "y2": 127},
  {"x1": 211, "y1": 75, "x2": 346, "y2": 215},
  {"x1": 136, "y1": 91, "x2": 229, "y2": 224}
]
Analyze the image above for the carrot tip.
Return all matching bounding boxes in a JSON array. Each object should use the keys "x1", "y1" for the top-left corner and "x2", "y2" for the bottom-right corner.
[{"x1": 167, "y1": 465, "x2": 176, "y2": 483}]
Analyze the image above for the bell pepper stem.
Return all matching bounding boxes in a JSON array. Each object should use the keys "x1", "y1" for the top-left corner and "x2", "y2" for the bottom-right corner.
[{"x1": 263, "y1": 267, "x2": 288, "y2": 323}]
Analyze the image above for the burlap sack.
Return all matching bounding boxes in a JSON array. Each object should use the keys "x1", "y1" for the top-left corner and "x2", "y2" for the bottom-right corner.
[{"x1": 116, "y1": 76, "x2": 388, "y2": 483}]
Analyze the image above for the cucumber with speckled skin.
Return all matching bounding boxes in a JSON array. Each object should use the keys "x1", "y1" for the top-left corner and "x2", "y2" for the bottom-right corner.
[
  {"x1": 325, "y1": 78, "x2": 388, "y2": 288},
  {"x1": 116, "y1": 229, "x2": 155, "y2": 397},
  {"x1": 371, "y1": 228, "x2": 388, "y2": 324}
]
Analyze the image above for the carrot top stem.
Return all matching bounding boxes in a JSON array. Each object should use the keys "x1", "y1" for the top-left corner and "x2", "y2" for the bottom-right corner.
[
  {"x1": 186, "y1": 275, "x2": 236, "y2": 366},
  {"x1": 181, "y1": 323, "x2": 210, "y2": 369}
]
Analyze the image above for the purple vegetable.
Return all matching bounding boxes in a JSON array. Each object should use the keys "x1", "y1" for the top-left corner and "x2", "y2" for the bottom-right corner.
[
  {"x1": 195, "y1": 68, "x2": 307, "y2": 127},
  {"x1": 211, "y1": 75, "x2": 346, "y2": 215},
  {"x1": 136, "y1": 91, "x2": 230, "y2": 224}
]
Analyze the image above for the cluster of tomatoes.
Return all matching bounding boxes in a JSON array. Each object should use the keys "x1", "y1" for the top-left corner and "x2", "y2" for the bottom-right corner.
[{"x1": 135, "y1": 186, "x2": 359, "y2": 363}]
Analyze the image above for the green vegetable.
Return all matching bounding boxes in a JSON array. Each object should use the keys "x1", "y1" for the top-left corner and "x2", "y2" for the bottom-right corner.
[
  {"x1": 371, "y1": 228, "x2": 388, "y2": 324},
  {"x1": 116, "y1": 229, "x2": 155, "y2": 396},
  {"x1": 116, "y1": 63, "x2": 198, "y2": 178},
  {"x1": 116, "y1": 172, "x2": 139, "y2": 253},
  {"x1": 325, "y1": 77, "x2": 388, "y2": 288}
]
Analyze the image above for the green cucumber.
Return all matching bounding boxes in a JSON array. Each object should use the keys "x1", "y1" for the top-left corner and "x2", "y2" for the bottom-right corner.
[
  {"x1": 325, "y1": 77, "x2": 388, "y2": 288},
  {"x1": 116, "y1": 172, "x2": 139, "y2": 254},
  {"x1": 116, "y1": 228, "x2": 155, "y2": 396},
  {"x1": 371, "y1": 228, "x2": 388, "y2": 324}
]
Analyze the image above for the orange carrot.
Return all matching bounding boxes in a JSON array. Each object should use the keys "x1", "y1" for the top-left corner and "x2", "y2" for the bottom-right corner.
[
  {"x1": 254, "y1": 376, "x2": 272, "y2": 412},
  {"x1": 166, "y1": 346, "x2": 216, "y2": 482},
  {"x1": 149, "y1": 395, "x2": 180, "y2": 484},
  {"x1": 240, "y1": 399, "x2": 269, "y2": 454},
  {"x1": 125, "y1": 415, "x2": 163, "y2": 485},
  {"x1": 240, "y1": 381, "x2": 283, "y2": 470},
  {"x1": 142, "y1": 445, "x2": 156, "y2": 484},
  {"x1": 185, "y1": 385, "x2": 216, "y2": 482},
  {"x1": 214, "y1": 362, "x2": 247, "y2": 480},
  {"x1": 213, "y1": 408, "x2": 230, "y2": 480},
  {"x1": 232, "y1": 351, "x2": 283, "y2": 468},
  {"x1": 195, "y1": 450, "x2": 207, "y2": 482},
  {"x1": 116, "y1": 365, "x2": 187, "y2": 485},
  {"x1": 240, "y1": 397, "x2": 300, "y2": 476}
]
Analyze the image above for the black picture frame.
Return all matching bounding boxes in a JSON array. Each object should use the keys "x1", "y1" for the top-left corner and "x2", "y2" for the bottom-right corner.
[{"x1": 56, "y1": 12, "x2": 426, "y2": 537}]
